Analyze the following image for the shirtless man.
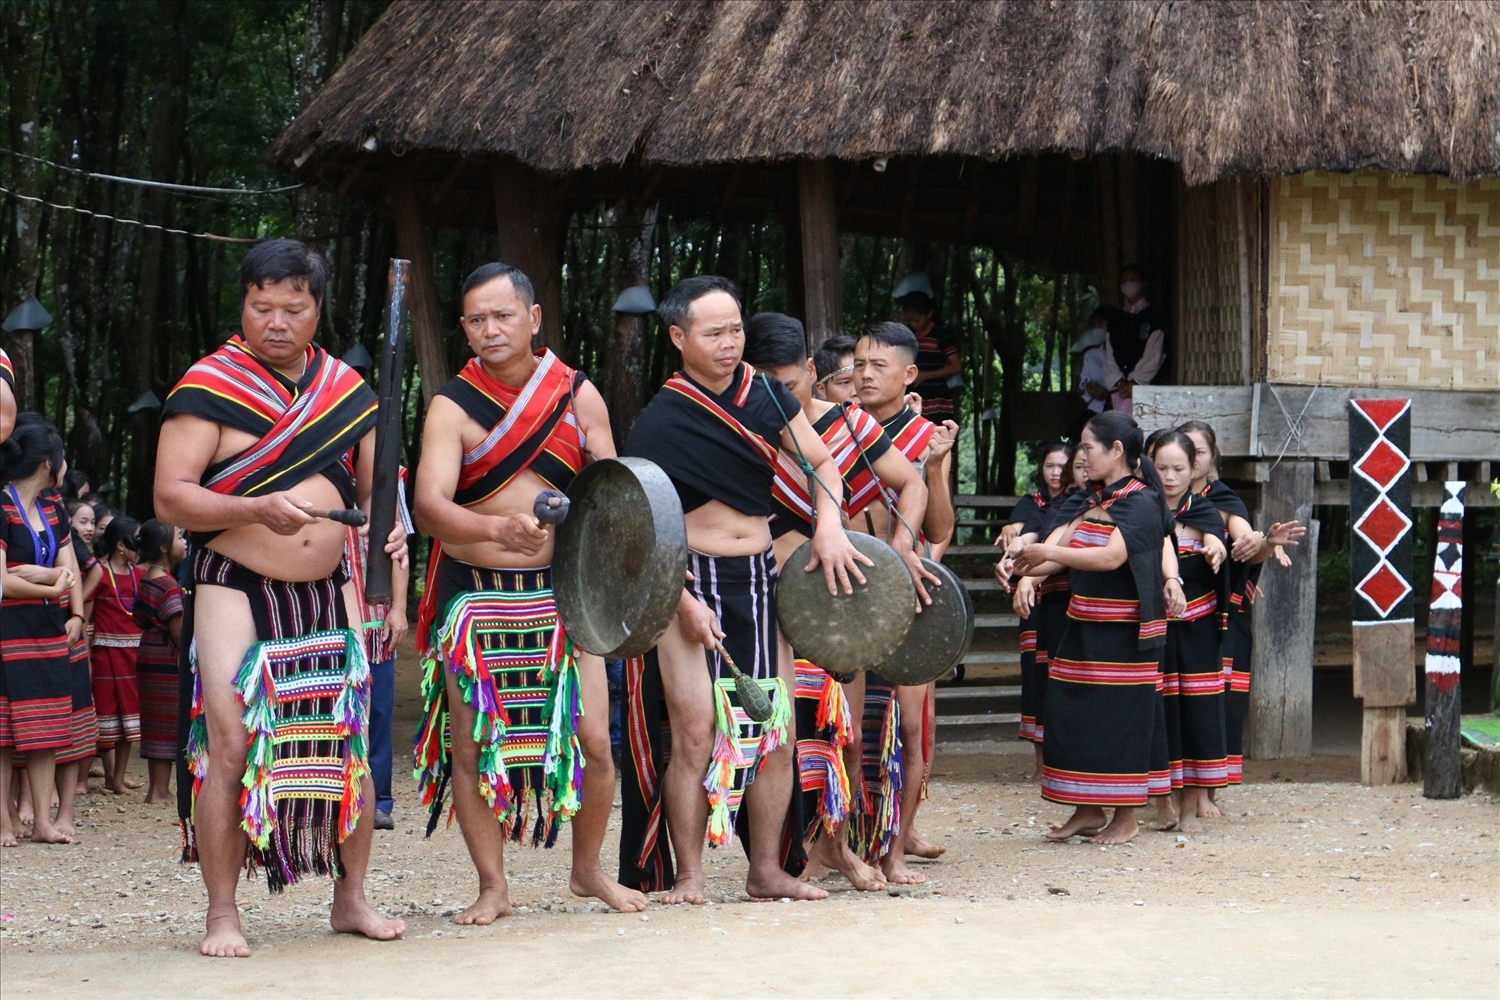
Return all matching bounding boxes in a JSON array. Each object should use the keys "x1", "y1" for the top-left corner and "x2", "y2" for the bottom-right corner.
[
  {"x1": 155, "y1": 239, "x2": 405, "y2": 957},
  {"x1": 413, "y1": 262, "x2": 646, "y2": 920},
  {"x1": 619, "y1": 276, "x2": 870, "y2": 904},
  {"x1": 852, "y1": 322, "x2": 958, "y2": 884},
  {"x1": 743, "y1": 312, "x2": 937, "y2": 892}
]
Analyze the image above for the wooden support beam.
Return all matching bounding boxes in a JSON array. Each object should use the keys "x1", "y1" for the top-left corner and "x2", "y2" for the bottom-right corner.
[
  {"x1": 1361, "y1": 707, "x2": 1408, "y2": 785},
  {"x1": 797, "y1": 159, "x2": 842, "y2": 346},
  {"x1": 388, "y1": 165, "x2": 449, "y2": 405},
  {"x1": 1247, "y1": 462, "x2": 1317, "y2": 759},
  {"x1": 492, "y1": 160, "x2": 564, "y2": 354}
]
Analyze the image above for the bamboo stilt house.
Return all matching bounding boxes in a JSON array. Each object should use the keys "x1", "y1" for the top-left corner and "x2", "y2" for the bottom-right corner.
[{"x1": 271, "y1": 0, "x2": 1500, "y2": 762}]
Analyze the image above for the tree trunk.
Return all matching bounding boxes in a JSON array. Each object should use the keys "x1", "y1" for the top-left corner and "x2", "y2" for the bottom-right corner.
[{"x1": 2, "y1": 1, "x2": 43, "y2": 408}]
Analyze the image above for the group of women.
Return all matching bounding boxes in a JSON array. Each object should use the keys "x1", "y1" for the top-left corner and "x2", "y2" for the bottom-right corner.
[
  {"x1": 0, "y1": 416, "x2": 186, "y2": 846},
  {"x1": 997, "y1": 411, "x2": 1303, "y2": 844}
]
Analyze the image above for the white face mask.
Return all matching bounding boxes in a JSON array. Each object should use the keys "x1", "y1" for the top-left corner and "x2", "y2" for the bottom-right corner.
[{"x1": 1120, "y1": 281, "x2": 1143, "y2": 300}]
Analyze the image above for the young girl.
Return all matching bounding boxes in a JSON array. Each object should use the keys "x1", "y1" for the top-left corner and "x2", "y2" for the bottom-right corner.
[
  {"x1": 1, "y1": 417, "x2": 86, "y2": 845},
  {"x1": 1013, "y1": 411, "x2": 1183, "y2": 845},
  {"x1": 65, "y1": 498, "x2": 104, "y2": 794},
  {"x1": 132, "y1": 520, "x2": 185, "y2": 805},
  {"x1": 90, "y1": 516, "x2": 143, "y2": 795},
  {"x1": 997, "y1": 443, "x2": 1075, "y2": 776},
  {"x1": 1176, "y1": 421, "x2": 1304, "y2": 789},
  {"x1": 1152, "y1": 432, "x2": 1230, "y2": 832}
]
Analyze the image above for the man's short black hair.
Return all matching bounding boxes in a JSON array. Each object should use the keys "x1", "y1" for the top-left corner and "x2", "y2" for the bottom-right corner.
[
  {"x1": 1120, "y1": 263, "x2": 1150, "y2": 282},
  {"x1": 240, "y1": 239, "x2": 327, "y2": 304},
  {"x1": 658, "y1": 275, "x2": 740, "y2": 332},
  {"x1": 461, "y1": 262, "x2": 535, "y2": 309},
  {"x1": 859, "y1": 321, "x2": 919, "y2": 365},
  {"x1": 897, "y1": 291, "x2": 936, "y2": 316},
  {"x1": 743, "y1": 312, "x2": 808, "y2": 369},
  {"x1": 813, "y1": 334, "x2": 857, "y2": 381}
]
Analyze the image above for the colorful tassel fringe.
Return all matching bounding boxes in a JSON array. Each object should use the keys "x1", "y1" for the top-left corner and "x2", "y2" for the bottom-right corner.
[{"x1": 705, "y1": 675, "x2": 790, "y2": 848}]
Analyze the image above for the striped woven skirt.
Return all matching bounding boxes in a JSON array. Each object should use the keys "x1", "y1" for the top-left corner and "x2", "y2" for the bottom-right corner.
[
  {"x1": 1041, "y1": 563, "x2": 1163, "y2": 809},
  {"x1": 0, "y1": 597, "x2": 74, "y2": 753},
  {"x1": 91, "y1": 637, "x2": 141, "y2": 751},
  {"x1": 1222, "y1": 593, "x2": 1253, "y2": 785},
  {"x1": 1020, "y1": 579, "x2": 1070, "y2": 743},
  {"x1": 185, "y1": 548, "x2": 366, "y2": 892},
  {"x1": 794, "y1": 660, "x2": 852, "y2": 841},
  {"x1": 619, "y1": 547, "x2": 796, "y2": 892},
  {"x1": 848, "y1": 672, "x2": 903, "y2": 864},
  {"x1": 412, "y1": 560, "x2": 583, "y2": 847},
  {"x1": 1162, "y1": 559, "x2": 1228, "y2": 789},
  {"x1": 60, "y1": 636, "x2": 98, "y2": 765}
]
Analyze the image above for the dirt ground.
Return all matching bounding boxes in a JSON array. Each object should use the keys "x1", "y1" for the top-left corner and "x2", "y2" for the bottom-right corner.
[{"x1": 2, "y1": 735, "x2": 1496, "y2": 999}]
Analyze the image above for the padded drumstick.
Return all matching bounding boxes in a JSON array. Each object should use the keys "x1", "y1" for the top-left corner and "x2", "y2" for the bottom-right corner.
[
  {"x1": 311, "y1": 508, "x2": 368, "y2": 527},
  {"x1": 716, "y1": 641, "x2": 775, "y2": 723},
  {"x1": 534, "y1": 490, "x2": 571, "y2": 525}
]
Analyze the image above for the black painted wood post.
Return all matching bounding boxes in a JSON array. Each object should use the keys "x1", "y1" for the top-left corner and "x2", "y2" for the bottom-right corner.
[{"x1": 1423, "y1": 480, "x2": 1466, "y2": 799}]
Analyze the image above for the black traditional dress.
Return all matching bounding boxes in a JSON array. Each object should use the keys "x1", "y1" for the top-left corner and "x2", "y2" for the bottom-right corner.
[
  {"x1": 0, "y1": 489, "x2": 75, "y2": 755},
  {"x1": 1201, "y1": 479, "x2": 1256, "y2": 785},
  {"x1": 1162, "y1": 492, "x2": 1230, "y2": 789}
]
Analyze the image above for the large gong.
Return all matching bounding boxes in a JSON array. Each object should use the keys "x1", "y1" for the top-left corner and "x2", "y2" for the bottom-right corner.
[
  {"x1": 553, "y1": 457, "x2": 688, "y2": 659},
  {"x1": 872, "y1": 557, "x2": 974, "y2": 686},
  {"x1": 775, "y1": 533, "x2": 916, "y2": 674}
]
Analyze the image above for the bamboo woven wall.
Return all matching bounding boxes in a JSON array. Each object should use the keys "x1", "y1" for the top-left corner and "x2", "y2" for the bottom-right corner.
[
  {"x1": 1268, "y1": 172, "x2": 1499, "y2": 389},
  {"x1": 1178, "y1": 176, "x2": 1266, "y2": 385}
]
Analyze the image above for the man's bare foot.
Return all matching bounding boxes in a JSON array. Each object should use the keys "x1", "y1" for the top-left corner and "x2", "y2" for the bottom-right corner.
[
  {"x1": 905, "y1": 834, "x2": 946, "y2": 859},
  {"x1": 661, "y1": 872, "x2": 707, "y2": 905},
  {"x1": 808, "y1": 835, "x2": 885, "y2": 891},
  {"x1": 1150, "y1": 798, "x2": 1178, "y2": 832},
  {"x1": 571, "y1": 868, "x2": 648, "y2": 912},
  {"x1": 453, "y1": 886, "x2": 512, "y2": 925},
  {"x1": 331, "y1": 896, "x2": 405, "y2": 940},
  {"x1": 880, "y1": 854, "x2": 927, "y2": 885},
  {"x1": 798, "y1": 858, "x2": 832, "y2": 882},
  {"x1": 200, "y1": 913, "x2": 251, "y2": 958},
  {"x1": 30, "y1": 822, "x2": 73, "y2": 844},
  {"x1": 1087, "y1": 810, "x2": 1139, "y2": 845},
  {"x1": 747, "y1": 868, "x2": 829, "y2": 900},
  {"x1": 1046, "y1": 806, "x2": 1107, "y2": 841}
]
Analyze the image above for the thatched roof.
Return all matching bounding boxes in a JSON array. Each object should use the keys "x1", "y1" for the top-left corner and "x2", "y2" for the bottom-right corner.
[{"x1": 270, "y1": 0, "x2": 1500, "y2": 185}]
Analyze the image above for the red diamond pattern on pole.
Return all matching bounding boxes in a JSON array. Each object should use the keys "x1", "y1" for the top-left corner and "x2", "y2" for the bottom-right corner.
[
  {"x1": 1354, "y1": 439, "x2": 1411, "y2": 490},
  {"x1": 1357, "y1": 562, "x2": 1412, "y2": 619},
  {"x1": 1353, "y1": 497, "x2": 1413, "y2": 555},
  {"x1": 1351, "y1": 398, "x2": 1410, "y2": 433}
]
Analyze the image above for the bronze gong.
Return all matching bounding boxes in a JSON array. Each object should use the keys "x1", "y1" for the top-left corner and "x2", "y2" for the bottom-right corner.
[
  {"x1": 775, "y1": 532, "x2": 916, "y2": 674},
  {"x1": 553, "y1": 457, "x2": 688, "y2": 659},
  {"x1": 872, "y1": 557, "x2": 974, "y2": 686}
]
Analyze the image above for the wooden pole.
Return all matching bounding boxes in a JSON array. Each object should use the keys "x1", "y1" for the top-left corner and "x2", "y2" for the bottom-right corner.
[
  {"x1": 492, "y1": 160, "x2": 564, "y2": 355},
  {"x1": 797, "y1": 159, "x2": 842, "y2": 346},
  {"x1": 388, "y1": 164, "x2": 450, "y2": 405},
  {"x1": 1247, "y1": 462, "x2": 1317, "y2": 758},
  {"x1": 1347, "y1": 398, "x2": 1416, "y2": 785},
  {"x1": 1422, "y1": 481, "x2": 1466, "y2": 798}
]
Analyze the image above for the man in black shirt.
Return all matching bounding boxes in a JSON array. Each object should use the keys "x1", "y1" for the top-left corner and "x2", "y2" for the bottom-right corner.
[{"x1": 1102, "y1": 265, "x2": 1168, "y2": 418}]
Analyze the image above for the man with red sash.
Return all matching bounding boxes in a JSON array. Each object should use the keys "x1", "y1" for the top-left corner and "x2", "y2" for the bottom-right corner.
[
  {"x1": 850, "y1": 321, "x2": 958, "y2": 884},
  {"x1": 155, "y1": 239, "x2": 406, "y2": 957},
  {"x1": 412, "y1": 262, "x2": 640, "y2": 919},
  {"x1": 618, "y1": 276, "x2": 870, "y2": 905},
  {"x1": 742, "y1": 311, "x2": 935, "y2": 893}
]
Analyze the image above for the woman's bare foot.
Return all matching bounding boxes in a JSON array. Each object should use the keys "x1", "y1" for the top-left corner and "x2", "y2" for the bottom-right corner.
[
  {"x1": 30, "y1": 821, "x2": 74, "y2": 844},
  {"x1": 103, "y1": 780, "x2": 133, "y2": 796},
  {"x1": 747, "y1": 867, "x2": 830, "y2": 901},
  {"x1": 1197, "y1": 795, "x2": 1223, "y2": 819},
  {"x1": 1150, "y1": 797, "x2": 1178, "y2": 832},
  {"x1": 89, "y1": 760, "x2": 105, "y2": 779},
  {"x1": 200, "y1": 912, "x2": 251, "y2": 958},
  {"x1": 18, "y1": 801, "x2": 35, "y2": 828},
  {"x1": 1087, "y1": 809, "x2": 1139, "y2": 845},
  {"x1": 143, "y1": 791, "x2": 173, "y2": 806},
  {"x1": 571, "y1": 867, "x2": 648, "y2": 912},
  {"x1": 905, "y1": 834, "x2": 946, "y2": 859},
  {"x1": 661, "y1": 872, "x2": 707, "y2": 905},
  {"x1": 454, "y1": 886, "x2": 512, "y2": 925},
  {"x1": 807, "y1": 835, "x2": 885, "y2": 891},
  {"x1": 75, "y1": 781, "x2": 89, "y2": 796},
  {"x1": 122, "y1": 775, "x2": 145, "y2": 791},
  {"x1": 0, "y1": 823, "x2": 17, "y2": 847},
  {"x1": 880, "y1": 854, "x2": 926, "y2": 885},
  {"x1": 330, "y1": 895, "x2": 405, "y2": 940},
  {"x1": 1046, "y1": 806, "x2": 1107, "y2": 841}
]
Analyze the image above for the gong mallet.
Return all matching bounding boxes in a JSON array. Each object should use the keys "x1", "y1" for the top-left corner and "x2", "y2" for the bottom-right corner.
[
  {"x1": 311, "y1": 508, "x2": 368, "y2": 527},
  {"x1": 364, "y1": 258, "x2": 412, "y2": 605},
  {"x1": 715, "y1": 641, "x2": 775, "y2": 723}
]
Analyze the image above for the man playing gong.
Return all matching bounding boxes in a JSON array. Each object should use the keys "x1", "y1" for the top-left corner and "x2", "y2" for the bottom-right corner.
[
  {"x1": 413, "y1": 262, "x2": 646, "y2": 919},
  {"x1": 619, "y1": 276, "x2": 870, "y2": 905},
  {"x1": 743, "y1": 311, "x2": 936, "y2": 892},
  {"x1": 851, "y1": 321, "x2": 958, "y2": 884}
]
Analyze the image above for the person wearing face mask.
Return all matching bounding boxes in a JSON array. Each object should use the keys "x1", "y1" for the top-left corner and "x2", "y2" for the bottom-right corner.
[{"x1": 1101, "y1": 266, "x2": 1168, "y2": 418}]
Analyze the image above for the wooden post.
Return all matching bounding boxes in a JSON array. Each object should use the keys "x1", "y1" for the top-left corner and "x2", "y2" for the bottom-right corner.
[
  {"x1": 1423, "y1": 482, "x2": 1466, "y2": 798},
  {"x1": 492, "y1": 160, "x2": 564, "y2": 355},
  {"x1": 1348, "y1": 399, "x2": 1416, "y2": 785},
  {"x1": 797, "y1": 159, "x2": 842, "y2": 346},
  {"x1": 1247, "y1": 462, "x2": 1317, "y2": 759},
  {"x1": 388, "y1": 164, "x2": 450, "y2": 405}
]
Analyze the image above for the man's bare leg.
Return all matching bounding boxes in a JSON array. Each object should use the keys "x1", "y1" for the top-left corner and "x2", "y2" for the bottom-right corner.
[
  {"x1": 0, "y1": 749, "x2": 15, "y2": 847},
  {"x1": 744, "y1": 647, "x2": 824, "y2": 902},
  {"x1": 883, "y1": 684, "x2": 927, "y2": 884},
  {"x1": 906, "y1": 682, "x2": 945, "y2": 859},
  {"x1": 569, "y1": 651, "x2": 648, "y2": 911},
  {"x1": 1046, "y1": 805, "x2": 1108, "y2": 841},
  {"x1": 329, "y1": 772, "x2": 405, "y2": 939},
  {"x1": 52, "y1": 762, "x2": 79, "y2": 840},
  {"x1": 192, "y1": 584, "x2": 258, "y2": 957},
  {"x1": 444, "y1": 665, "x2": 513, "y2": 924},
  {"x1": 804, "y1": 821, "x2": 884, "y2": 891},
  {"x1": 654, "y1": 618, "x2": 716, "y2": 905},
  {"x1": 1089, "y1": 806, "x2": 1139, "y2": 845}
]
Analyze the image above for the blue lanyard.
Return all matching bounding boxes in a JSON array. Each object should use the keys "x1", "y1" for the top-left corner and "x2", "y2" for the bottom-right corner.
[{"x1": 7, "y1": 484, "x2": 58, "y2": 569}]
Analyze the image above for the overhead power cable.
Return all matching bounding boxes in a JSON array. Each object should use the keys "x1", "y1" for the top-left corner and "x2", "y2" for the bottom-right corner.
[
  {"x1": 0, "y1": 146, "x2": 303, "y2": 196},
  {"x1": 1, "y1": 184, "x2": 263, "y2": 244}
]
